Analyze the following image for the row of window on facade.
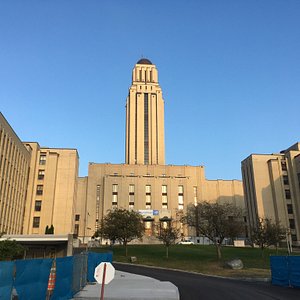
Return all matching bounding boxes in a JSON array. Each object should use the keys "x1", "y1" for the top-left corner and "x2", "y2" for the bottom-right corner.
[{"x1": 110, "y1": 184, "x2": 197, "y2": 210}]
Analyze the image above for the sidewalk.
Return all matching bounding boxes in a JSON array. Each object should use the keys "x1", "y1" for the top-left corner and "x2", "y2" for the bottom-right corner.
[{"x1": 72, "y1": 270, "x2": 180, "y2": 300}]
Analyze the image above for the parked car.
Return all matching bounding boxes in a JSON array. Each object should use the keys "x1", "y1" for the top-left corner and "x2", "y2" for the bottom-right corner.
[{"x1": 178, "y1": 239, "x2": 194, "y2": 245}]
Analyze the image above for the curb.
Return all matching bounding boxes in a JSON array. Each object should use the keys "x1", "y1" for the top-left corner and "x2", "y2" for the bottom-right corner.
[{"x1": 113, "y1": 261, "x2": 271, "y2": 283}]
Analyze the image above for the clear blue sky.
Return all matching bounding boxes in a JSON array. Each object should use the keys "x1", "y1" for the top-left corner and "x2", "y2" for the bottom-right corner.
[{"x1": 1, "y1": 1, "x2": 299, "y2": 180}]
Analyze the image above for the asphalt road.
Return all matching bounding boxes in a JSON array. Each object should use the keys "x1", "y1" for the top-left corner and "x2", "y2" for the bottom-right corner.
[{"x1": 113, "y1": 263, "x2": 300, "y2": 300}]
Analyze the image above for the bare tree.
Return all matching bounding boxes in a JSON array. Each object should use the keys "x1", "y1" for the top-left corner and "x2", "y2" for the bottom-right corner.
[
  {"x1": 185, "y1": 202, "x2": 245, "y2": 259},
  {"x1": 157, "y1": 221, "x2": 180, "y2": 258}
]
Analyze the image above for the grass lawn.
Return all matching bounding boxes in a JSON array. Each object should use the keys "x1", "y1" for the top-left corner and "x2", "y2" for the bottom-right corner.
[{"x1": 92, "y1": 244, "x2": 294, "y2": 278}]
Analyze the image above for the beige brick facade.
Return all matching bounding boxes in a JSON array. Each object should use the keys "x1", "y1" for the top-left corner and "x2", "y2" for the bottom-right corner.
[
  {"x1": 0, "y1": 113, "x2": 31, "y2": 234},
  {"x1": 242, "y1": 143, "x2": 300, "y2": 245},
  {"x1": 23, "y1": 143, "x2": 79, "y2": 235}
]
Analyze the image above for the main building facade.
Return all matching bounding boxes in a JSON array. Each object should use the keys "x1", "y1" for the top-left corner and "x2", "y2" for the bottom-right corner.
[{"x1": 75, "y1": 59, "x2": 244, "y2": 242}]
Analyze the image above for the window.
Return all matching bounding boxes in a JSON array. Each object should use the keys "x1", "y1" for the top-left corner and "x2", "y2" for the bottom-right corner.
[
  {"x1": 112, "y1": 184, "x2": 118, "y2": 193},
  {"x1": 33, "y1": 217, "x2": 40, "y2": 228},
  {"x1": 162, "y1": 185, "x2": 168, "y2": 208},
  {"x1": 145, "y1": 185, "x2": 151, "y2": 208},
  {"x1": 128, "y1": 184, "x2": 135, "y2": 207},
  {"x1": 129, "y1": 184, "x2": 135, "y2": 194},
  {"x1": 39, "y1": 154, "x2": 46, "y2": 165},
  {"x1": 36, "y1": 185, "x2": 43, "y2": 195},
  {"x1": 95, "y1": 185, "x2": 101, "y2": 231},
  {"x1": 145, "y1": 185, "x2": 151, "y2": 194},
  {"x1": 292, "y1": 234, "x2": 297, "y2": 242},
  {"x1": 287, "y1": 204, "x2": 293, "y2": 214},
  {"x1": 289, "y1": 219, "x2": 295, "y2": 229},
  {"x1": 112, "y1": 184, "x2": 118, "y2": 207},
  {"x1": 38, "y1": 170, "x2": 45, "y2": 180},
  {"x1": 74, "y1": 224, "x2": 79, "y2": 236},
  {"x1": 283, "y1": 175, "x2": 289, "y2": 185},
  {"x1": 178, "y1": 185, "x2": 184, "y2": 210},
  {"x1": 34, "y1": 200, "x2": 42, "y2": 211},
  {"x1": 281, "y1": 161, "x2": 287, "y2": 171},
  {"x1": 193, "y1": 186, "x2": 197, "y2": 205},
  {"x1": 75, "y1": 214, "x2": 80, "y2": 221},
  {"x1": 144, "y1": 93, "x2": 149, "y2": 164},
  {"x1": 285, "y1": 189, "x2": 291, "y2": 199}
]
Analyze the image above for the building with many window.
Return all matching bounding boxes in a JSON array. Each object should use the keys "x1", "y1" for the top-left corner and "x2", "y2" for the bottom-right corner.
[
  {"x1": 0, "y1": 113, "x2": 31, "y2": 234},
  {"x1": 22, "y1": 142, "x2": 79, "y2": 235},
  {"x1": 75, "y1": 59, "x2": 244, "y2": 242},
  {"x1": 242, "y1": 143, "x2": 300, "y2": 245},
  {"x1": 1, "y1": 58, "x2": 245, "y2": 243}
]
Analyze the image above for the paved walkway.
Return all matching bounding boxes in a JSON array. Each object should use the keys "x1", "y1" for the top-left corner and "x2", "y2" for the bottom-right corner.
[{"x1": 72, "y1": 270, "x2": 180, "y2": 300}]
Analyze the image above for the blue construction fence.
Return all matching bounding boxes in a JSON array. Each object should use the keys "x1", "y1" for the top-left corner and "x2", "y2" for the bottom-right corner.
[
  {"x1": 270, "y1": 256, "x2": 300, "y2": 288},
  {"x1": 0, "y1": 251, "x2": 112, "y2": 300}
]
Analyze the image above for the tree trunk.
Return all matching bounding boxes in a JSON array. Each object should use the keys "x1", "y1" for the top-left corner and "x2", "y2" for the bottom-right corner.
[
  {"x1": 125, "y1": 242, "x2": 128, "y2": 257},
  {"x1": 216, "y1": 244, "x2": 222, "y2": 260},
  {"x1": 166, "y1": 246, "x2": 169, "y2": 259},
  {"x1": 261, "y1": 244, "x2": 264, "y2": 257}
]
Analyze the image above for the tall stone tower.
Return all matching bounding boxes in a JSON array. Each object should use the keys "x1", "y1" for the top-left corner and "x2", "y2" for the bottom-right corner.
[{"x1": 125, "y1": 58, "x2": 165, "y2": 165}]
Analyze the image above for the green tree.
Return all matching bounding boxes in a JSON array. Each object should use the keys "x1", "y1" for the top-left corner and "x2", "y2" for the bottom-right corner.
[
  {"x1": 45, "y1": 224, "x2": 54, "y2": 234},
  {"x1": 97, "y1": 208, "x2": 144, "y2": 256},
  {"x1": 0, "y1": 239, "x2": 26, "y2": 261},
  {"x1": 185, "y1": 202, "x2": 245, "y2": 260},
  {"x1": 251, "y1": 218, "x2": 286, "y2": 255},
  {"x1": 157, "y1": 221, "x2": 180, "y2": 258}
]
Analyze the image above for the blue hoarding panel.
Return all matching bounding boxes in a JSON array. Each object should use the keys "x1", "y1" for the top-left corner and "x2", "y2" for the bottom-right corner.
[
  {"x1": 0, "y1": 261, "x2": 15, "y2": 300},
  {"x1": 270, "y1": 256, "x2": 289, "y2": 287},
  {"x1": 15, "y1": 258, "x2": 53, "y2": 300},
  {"x1": 51, "y1": 256, "x2": 74, "y2": 300},
  {"x1": 289, "y1": 256, "x2": 300, "y2": 288}
]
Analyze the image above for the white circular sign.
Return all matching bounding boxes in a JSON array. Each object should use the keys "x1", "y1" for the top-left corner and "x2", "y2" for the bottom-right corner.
[{"x1": 94, "y1": 262, "x2": 115, "y2": 284}]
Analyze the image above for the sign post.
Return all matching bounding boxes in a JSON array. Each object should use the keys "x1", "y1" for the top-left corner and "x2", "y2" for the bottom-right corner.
[{"x1": 94, "y1": 262, "x2": 115, "y2": 300}]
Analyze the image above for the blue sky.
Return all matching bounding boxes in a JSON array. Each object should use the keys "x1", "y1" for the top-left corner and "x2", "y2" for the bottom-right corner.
[{"x1": 1, "y1": 1, "x2": 299, "y2": 180}]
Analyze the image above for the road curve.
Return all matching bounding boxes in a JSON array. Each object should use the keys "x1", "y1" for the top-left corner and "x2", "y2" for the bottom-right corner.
[{"x1": 113, "y1": 262, "x2": 300, "y2": 300}]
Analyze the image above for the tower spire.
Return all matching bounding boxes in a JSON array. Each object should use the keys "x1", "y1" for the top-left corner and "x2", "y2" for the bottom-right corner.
[{"x1": 125, "y1": 59, "x2": 165, "y2": 165}]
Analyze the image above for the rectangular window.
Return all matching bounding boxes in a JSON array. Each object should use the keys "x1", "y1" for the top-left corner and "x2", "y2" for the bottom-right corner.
[
  {"x1": 74, "y1": 224, "x2": 79, "y2": 236},
  {"x1": 33, "y1": 217, "x2": 40, "y2": 228},
  {"x1": 129, "y1": 184, "x2": 135, "y2": 206},
  {"x1": 145, "y1": 185, "x2": 151, "y2": 194},
  {"x1": 178, "y1": 185, "x2": 184, "y2": 210},
  {"x1": 129, "y1": 184, "x2": 135, "y2": 194},
  {"x1": 112, "y1": 184, "x2": 118, "y2": 193},
  {"x1": 285, "y1": 189, "x2": 291, "y2": 199},
  {"x1": 193, "y1": 186, "x2": 198, "y2": 205},
  {"x1": 145, "y1": 185, "x2": 151, "y2": 208},
  {"x1": 112, "y1": 184, "x2": 118, "y2": 207},
  {"x1": 144, "y1": 93, "x2": 149, "y2": 164},
  {"x1": 287, "y1": 204, "x2": 293, "y2": 214},
  {"x1": 95, "y1": 185, "x2": 101, "y2": 231},
  {"x1": 34, "y1": 200, "x2": 42, "y2": 212},
  {"x1": 162, "y1": 185, "x2": 168, "y2": 208},
  {"x1": 112, "y1": 194, "x2": 118, "y2": 204},
  {"x1": 289, "y1": 219, "x2": 295, "y2": 229},
  {"x1": 36, "y1": 185, "x2": 43, "y2": 195},
  {"x1": 39, "y1": 154, "x2": 46, "y2": 165},
  {"x1": 38, "y1": 170, "x2": 45, "y2": 180},
  {"x1": 75, "y1": 214, "x2": 80, "y2": 221},
  {"x1": 281, "y1": 161, "x2": 287, "y2": 171},
  {"x1": 283, "y1": 175, "x2": 289, "y2": 185}
]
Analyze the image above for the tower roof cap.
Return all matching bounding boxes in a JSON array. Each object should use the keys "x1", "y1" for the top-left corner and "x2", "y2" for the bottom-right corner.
[{"x1": 136, "y1": 58, "x2": 153, "y2": 65}]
